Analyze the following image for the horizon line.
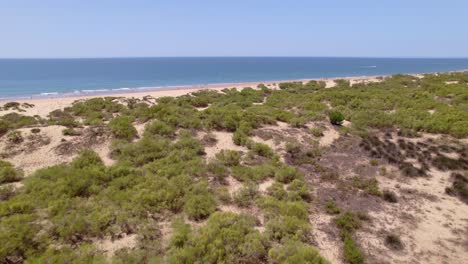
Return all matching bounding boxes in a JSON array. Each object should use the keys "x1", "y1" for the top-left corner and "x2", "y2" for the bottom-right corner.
[{"x1": 1, "y1": 56, "x2": 468, "y2": 60}]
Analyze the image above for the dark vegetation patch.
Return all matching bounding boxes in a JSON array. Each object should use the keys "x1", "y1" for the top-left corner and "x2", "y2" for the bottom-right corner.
[
  {"x1": 384, "y1": 233, "x2": 404, "y2": 251},
  {"x1": 0, "y1": 102, "x2": 34, "y2": 112},
  {"x1": 0, "y1": 113, "x2": 44, "y2": 137},
  {"x1": 445, "y1": 172, "x2": 468, "y2": 203},
  {"x1": 360, "y1": 132, "x2": 468, "y2": 177},
  {"x1": 55, "y1": 126, "x2": 110, "y2": 156},
  {"x1": 0, "y1": 160, "x2": 23, "y2": 184}
]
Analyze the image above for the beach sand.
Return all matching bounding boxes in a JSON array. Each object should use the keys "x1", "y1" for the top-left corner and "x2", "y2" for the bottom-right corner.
[{"x1": 0, "y1": 75, "x2": 384, "y2": 118}]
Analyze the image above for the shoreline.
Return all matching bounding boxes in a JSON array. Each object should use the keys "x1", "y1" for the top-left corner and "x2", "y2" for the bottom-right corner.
[
  {"x1": 0, "y1": 70, "x2": 466, "y2": 118},
  {"x1": 1, "y1": 69, "x2": 466, "y2": 103}
]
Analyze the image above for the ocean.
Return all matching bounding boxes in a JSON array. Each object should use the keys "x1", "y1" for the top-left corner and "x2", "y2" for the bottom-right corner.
[{"x1": 0, "y1": 57, "x2": 467, "y2": 99}]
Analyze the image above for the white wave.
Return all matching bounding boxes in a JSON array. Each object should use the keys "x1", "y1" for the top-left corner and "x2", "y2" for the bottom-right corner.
[{"x1": 81, "y1": 89, "x2": 110, "y2": 93}]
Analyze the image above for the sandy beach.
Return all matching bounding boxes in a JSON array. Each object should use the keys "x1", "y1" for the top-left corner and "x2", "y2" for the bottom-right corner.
[{"x1": 0, "y1": 75, "x2": 386, "y2": 117}]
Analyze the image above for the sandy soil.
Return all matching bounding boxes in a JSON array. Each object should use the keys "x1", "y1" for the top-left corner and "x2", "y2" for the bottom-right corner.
[
  {"x1": 95, "y1": 234, "x2": 137, "y2": 257},
  {"x1": 0, "y1": 125, "x2": 74, "y2": 175},
  {"x1": 202, "y1": 131, "x2": 248, "y2": 160},
  {"x1": 0, "y1": 125, "x2": 113, "y2": 175},
  {"x1": 0, "y1": 75, "x2": 389, "y2": 118}
]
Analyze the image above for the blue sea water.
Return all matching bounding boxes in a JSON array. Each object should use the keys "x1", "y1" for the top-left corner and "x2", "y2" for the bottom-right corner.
[{"x1": 0, "y1": 57, "x2": 468, "y2": 99}]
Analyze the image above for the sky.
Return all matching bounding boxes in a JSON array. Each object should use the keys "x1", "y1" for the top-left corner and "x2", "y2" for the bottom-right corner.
[{"x1": 1, "y1": 0, "x2": 467, "y2": 58}]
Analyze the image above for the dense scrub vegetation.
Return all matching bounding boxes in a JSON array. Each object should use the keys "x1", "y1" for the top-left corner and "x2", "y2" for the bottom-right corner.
[{"x1": 0, "y1": 72, "x2": 467, "y2": 263}]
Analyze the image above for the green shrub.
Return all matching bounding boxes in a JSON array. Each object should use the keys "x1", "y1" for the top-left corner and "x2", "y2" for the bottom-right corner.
[
  {"x1": 383, "y1": 190, "x2": 398, "y2": 203},
  {"x1": 285, "y1": 140, "x2": 301, "y2": 154},
  {"x1": 0, "y1": 160, "x2": 23, "y2": 184},
  {"x1": 287, "y1": 179, "x2": 311, "y2": 201},
  {"x1": 265, "y1": 215, "x2": 310, "y2": 242},
  {"x1": 343, "y1": 233, "x2": 364, "y2": 264},
  {"x1": 325, "y1": 201, "x2": 341, "y2": 215},
  {"x1": 267, "y1": 182, "x2": 288, "y2": 200},
  {"x1": 335, "y1": 212, "x2": 361, "y2": 234},
  {"x1": 1, "y1": 113, "x2": 39, "y2": 129},
  {"x1": 62, "y1": 128, "x2": 81, "y2": 136},
  {"x1": 184, "y1": 182, "x2": 216, "y2": 220},
  {"x1": 0, "y1": 120, "x2": 9, "y2": 136},
  {"x1": 48, "y1": 109, "x2": 79, "y2": 127},
  {"x1": 233, "y1": 184, "x2": 259, "y2": 207},
  {"x1": 26, "y1": 243, "x2": 106, "y2": 264},
  {"x1": 168, "y1": 212, "x2": 268, "y2": 264},
  {"x1": 0, "y1": 214, "x2": 44, "y2": 262},
  {"x1": 310, "y1": 127, "x2": 324, "y2": 137},
  {"x1": 71, "y1": 150, "x2": 104, "y2": 169},
  {"x1": 214, "y1": 186, "x2": 231, "y2": 204},
  {"x1": 269, "y1": 240, "x2": 329, "y2": 264},
  {"x1": 251, "y1": 142, "x2": 275, "y2": 158},
  {"x1": 275, "y1": 166, "x2": 303, "y2": 184},
  {"x1": 351, "y1": 176, "x2": 381, "y2": 196},
  {"x1": 329, "y1": 111, "x2": 345, "y2": 125},
  {"x1": 0, "y1": 185, "x2": 16, "y2": 201},
  {"x1": 290, "y1": 117, "x2": 307, "y2": 128},
  {"x1": 7, "y1": 131, "x2": 23, "y2": 144},
  {"x1": 215, "y1": 150, "x2": 241, "y2": 166},
  {"x1": 144, "y1": 120, "x2": 175, "y2": 138},
  {"x1": 108, "y1": 116, "x2": 137, "y2": 140}
]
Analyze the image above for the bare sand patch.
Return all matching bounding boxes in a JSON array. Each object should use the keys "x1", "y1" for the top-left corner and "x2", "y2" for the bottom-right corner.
[
  {"x1": 317, "y1": 124, "x2": 340, "y2": 147},
  {"x1": 325, "y1": 80, "x2": 336, "y2": 88},
  {"x1": 202, "y1": 131, "x2": 248, "y2": 160},
  {"x1": 310, "y1": 213, "x2": 343, "y2": 264},
  {"x1": 226, "y1": 176, "x2": 243, "y2": 196},
  {"x1": 0, "y1": 125, "x2": 114, "y2": 174},
  {"x1": 96, "y1": 234, "x2": 137, "y2": 257},
  {"x1": 133, "y1": 122, "x2": 147, "y2": 139},
  {"x1": 258, "y1": 178, "x2": 275, "y2": 193},
  {"x1": 0, "y1": 125, "x2": 73, "y2": 175}
]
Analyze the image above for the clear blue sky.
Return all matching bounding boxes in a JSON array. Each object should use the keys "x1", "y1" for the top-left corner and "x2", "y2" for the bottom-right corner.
[{"x1": 1, "y1": 0, "x2": 467, "y2": 58}]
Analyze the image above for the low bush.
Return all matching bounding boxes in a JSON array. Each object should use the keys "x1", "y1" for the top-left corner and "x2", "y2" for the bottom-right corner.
[
  {"x1": 214, "y1": 186, "x2": 231, "y2": 204},
  {"x1": 343, "y1": 233, "x2": 364, "y2": 264},
  {"x1": 0, "y1": 185, "x2": 16, "y2": 201},
  {"x1": 215, "y1": 150, "x2": 241, "y2": 166},
  {"x1": 265, "y1": 215, "x2": 310, "y2": 242},
  {"x1": 351, "y1": 176, "x2": 381, "y2": 196},
  {"x1": 251, "y1": 142, "x2": 275, "y2": 158},
  {"x1": 168, "y1": 212, "x2": 268, "y2": 264},
  {"x1": 335, "y1": 212, "x2": 365, "y2": 264},
  {"x1": 7, "y1": 131, "x2": 23, "y2": 144},
  {"x1": 384, "y1": 233, "x2": 404, "y2": 251},
  {"x1": 144, "y1": 120, "x2": 175, "y2": 138},
  {"x1": 382, "y1": 190, "x2": 398, "y2": 203},
  {"x1": 233, "y1": 184, "x2": 259, "y2": 207},
  {"x1": 275, "y1": 166, "x2": 303, "y2": 184},
  {"x1": 268, "y1": 240, "x2": 329, "y2": 264},
  {"x1": 325, "y1": 201, "x2": 341, "y2": 215},
  {"x1": 184, "y1": 182, "x2": 216, "y2": 220},
  {"x1": 108, "y1": 116, "x2": 137, "y2": 140},
  {"x1": 310, "y1": 127, "x2": 324, "y2": 137},
  {"x1": 329, "y1": 111, "x2": 345, "y2": 125},
  {"x1": 0, "y1": 120, "x2": 8, "y2": 136},
  {"x1": 0, "y1": 160, "x2": 23, "y2": 184},
  {"x1": 445, "y1": 172, "x2": 468, "y2": 203},
  {"x1": 267, "y1": 182, "x2": 288, "y2": 200},
  {"x1": 62, "y1": 128, "x2": 81, "y2": 136},
  {"x1": 287, "y1": 179, "x2": 311, "y2": 201}
]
